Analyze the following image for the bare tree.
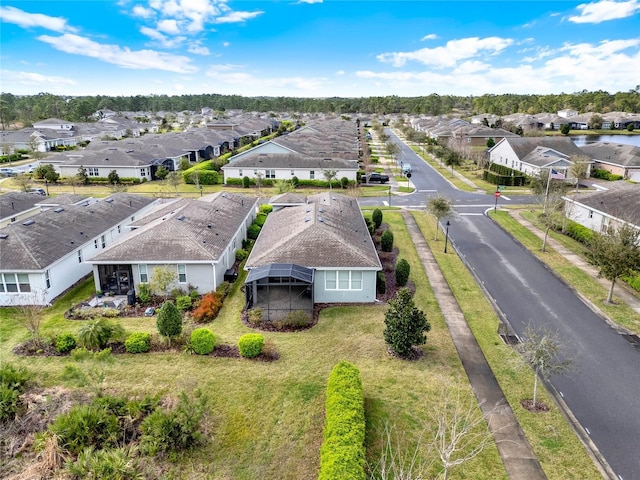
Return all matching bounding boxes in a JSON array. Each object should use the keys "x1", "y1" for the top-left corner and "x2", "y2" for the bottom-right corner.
[
  {"x1": 516, "y1": 325, "x2": 572, "y2": 410},
  {"x1": 13, "y1": 173, "x2": 32, "y2": 192},
  {"x1": 166, "y1": 171, "x2": 181, "y2": 194},
  {"x1": 150, "y1": 265, "x2": 178, "y2": 301},
  {"x1": 13, "y1": 290, "x2": 48, "y2": 345}
]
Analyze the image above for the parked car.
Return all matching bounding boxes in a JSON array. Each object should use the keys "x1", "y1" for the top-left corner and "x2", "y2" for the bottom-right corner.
[
  {"x1": 401, "y1": 163, "x2": 412, "y2": 174},
  {"x1": 363, "y1": 173, "x2": 390, "y2": 184},
  {"x1": 0, "y1": 168, "x2": 16, "y2": 177},
  {"x1": 28, "y1": 188, "x2": 46, "y2": 195}
]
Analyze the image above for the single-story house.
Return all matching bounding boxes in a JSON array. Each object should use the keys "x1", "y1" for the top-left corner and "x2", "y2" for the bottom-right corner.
[
  {"x1": 243, "y1": 192, "x2": 382, "y2": 321},
  {"x1": 488, "y1": 137, "x2": 592, "y2": 178},
  {"x1": 578, "y1": 142, "x2": 640, "y2": 181},
  {"x1": 563, "y1": 183, "x2": 640, "y2": 233},
  {"x1": 88, "y1": 192, "x2": 258, "y2": 297},
  {"x1": 0, "y1": 193, "x2": 158, "y2": 306}
]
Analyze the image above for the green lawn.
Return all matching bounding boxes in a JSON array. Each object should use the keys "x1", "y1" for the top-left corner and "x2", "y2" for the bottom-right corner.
[{"x1": 2, "y1": 212, "x2": 505, "y2": 480}]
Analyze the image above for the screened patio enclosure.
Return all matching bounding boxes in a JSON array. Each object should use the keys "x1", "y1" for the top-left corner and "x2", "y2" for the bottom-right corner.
[{"x1": 244, "y1": 264, "x2": 314, "y2": 321}]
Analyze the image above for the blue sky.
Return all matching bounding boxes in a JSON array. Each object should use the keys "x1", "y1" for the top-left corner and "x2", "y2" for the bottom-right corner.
[{"x1": 1, "y1": 0, "x2": 639, "y2": 98}]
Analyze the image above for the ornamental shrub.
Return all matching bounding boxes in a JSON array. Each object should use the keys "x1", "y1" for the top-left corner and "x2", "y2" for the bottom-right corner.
[
  {"x1": 216, "y1": 281, "x2": 231, "y2": 300},
  {"x1": 565, "y1": 221, "x2": 593, "y2": 244},
  {"x1": 381, "y1": 229, "x2": 394, "y2": 252},
  {"x1": 247, "y1": 223, "x2": 261, "y2": 240},
  {"x1": 156, "y1": 301, "x2": 182, "y2": 342},
  {"x1": 236, "y1": 248, "x2": 248, "y2": 261},
  {"x1": 395, "y1": 258, "x2": 410, "y2": 287},
  {"x1": 138, "y1": 282, "x2": 151, "y2": 304},
  {"x1": 238, "y1": 333, "x2": 265, "y2": 358},
  {"x1": 66, "y1": 446, "x2": 142, "y2": 480},
  {"x1": 291, "y1": 176, "x2": 299, "y2": 188},
  {"x1": 372, "y1": 208, "x2": 383, "y2": 229},
  {"x1": 176, "y1": 295, "x2": 192, "y2": 311},
  {"x1": 377, "y1": 271, "x2": 386, "y2": 294},
  {"x1": 259, "y1": 203, "x2": 273, "y2": 214},
  {"x1": 191, "y1": 292, "x2": 223, "y2": 323},
  {"x1": 48, "y1": 404, "x2": 120, "y2": 455},
  {"x1": 125, "y1": 332, "x2": 151, "y2": 353},
  {"x1": 255, "y1": 213, "x2": 267, "y2": 226},
  {"x1": 242, "y1": 176, "x2": 251, "y2": 188},
  {"x1": 340, "y1": 176, "x2": 350, "y2": 189},
  {"x1": 190, "y1": 328, "x2": 216, "y2": 355},
  {"x1": 55, "y1": 333, "x2": 77, "y2": 353},
  {"x1": 0, "y1": 385, "x2": 22, "y2": 421},
  {"x1": 78, "y1": 318, "x2": 125, "y2": 351}
]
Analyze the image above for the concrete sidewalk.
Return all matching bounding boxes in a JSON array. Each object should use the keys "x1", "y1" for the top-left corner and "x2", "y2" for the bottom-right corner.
[{"x1": 402, "y1": 211, "x2": 547, "y2": 480}]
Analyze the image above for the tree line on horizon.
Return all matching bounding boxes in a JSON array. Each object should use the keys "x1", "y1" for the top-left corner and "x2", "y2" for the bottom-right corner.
[{"x1": 1, "y1": 87, "x2": 639, "y2": 128}]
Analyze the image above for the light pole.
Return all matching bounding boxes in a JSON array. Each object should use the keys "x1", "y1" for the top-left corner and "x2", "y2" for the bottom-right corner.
[{"x1": 444, "y1": 220, "x2": 451, "y2": 253}]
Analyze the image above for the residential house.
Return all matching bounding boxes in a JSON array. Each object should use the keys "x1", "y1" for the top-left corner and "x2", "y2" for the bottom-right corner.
[
  {"x1": 244, "y1": 192, "x2": 382, "y2": 321},
  {"x1": 488, "y1": 137, "x2": 592, "y2": 178},
  {"x1": 578, "y1": 142, "x2": 640, "y2": 181},
  {"x1": 89, "y1": 192, "x2": 257, "y2": 296},
  {"x1": 0, "y1": 192, "x2": 89, "y2": 227},
  {"x1": 558, "y1": 109, "x2": 579, "y2": 118},
  {"x1": 0, "y1": 193, "x2": 158, "y2": 306},
  {"x1": 563, "y1": 183, "x2": 640, "y2": 233}
]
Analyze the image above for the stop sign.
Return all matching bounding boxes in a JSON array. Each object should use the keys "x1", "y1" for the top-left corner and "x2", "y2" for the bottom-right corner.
[{"x1": 494, "y1": 191, "x2": 501, "y2": 197}]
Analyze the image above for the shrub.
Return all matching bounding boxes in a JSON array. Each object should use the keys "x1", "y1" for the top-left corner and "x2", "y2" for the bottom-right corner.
[
  {"x1": 238, "y1": 333, "x2": 265, "y2": 358},
  {"x1": 66, "y1": 446, "x2": 141, "y2": 480},
  {"x1": 236, "y1": 248, "x2": 249, "y2": 261},
  {"x1": 190, "y1": 328, "x2": 216, "y2": 355},
  {"x1": 377, "y1": 271, "x2": 386, "y2": 294},
  {"x1": 340, "y1": 176, "x2": 350, "y2": 189},
  {"x1": 48, "y1": 404, "x2": 120, "y2": 455},
  {"x1": 140, "y1": 392, "x2": 208, "y2": 456},
  {"x1": 291, "y1": 176, "x2": 299, "y2": 188},
  {"x1": 78, "y1": 318, "x2": 125, "y2": 351},
  {"x1": 138, "y1": 282, "x2": 151, "y2": 304},
  {"x1": 125, "y1": 332, "x2": 151, "y2": 354},
  {"x1": 0, "y1": 384, "x2": 22, "y2": 421},
  {"x1": 259, "y1": 204, "x2": 273, "y2": 214},
  {"x1": 319, "y1": 361, "x2": 365, "y2": 480},
  {"x1": 191, "y1": 292, "x2": 223, "y2": 323},
  {"x1": 247, "y1": 308, "x2": 263, "y2": 326},
  {"x1": 247, "y1": 223, "x2": 261, "y2": 240},
  {"x1": 176, "y1": 295, "x2": 192, "y2": 311},
  {"x1": 242, "y1": 176, "x2": 251, "y2": 188},
  {"x1": 565, "y1": 221, "x2": 593, "y2": 244},
  {"x1": 395, "y1": 258, "x2": 411, "y2": 287},
  {"x1": 372, "y1": 208, "x2": 383, "y2": 229},
  {"x1": 365, "y1": 217, "x2": 375, "y2": 235},
  {"x1": 216, "y1": 281, "x2": 231, "y2": 300},
  {"x1": 156, "y1": 301, "x2": 182, "y2": 342},
  {"x1": 55, "y1": 333, "x2": 77, "y2": 353},
  {"x1": 381, "y1": 229, "x2": 394, "y2": 252},
  {"x1": 255, "y1": 213, "x2": 268, "y2": 226},
  {"x1": 273, "y1": 310, "x2": 313, "y2": 329}
]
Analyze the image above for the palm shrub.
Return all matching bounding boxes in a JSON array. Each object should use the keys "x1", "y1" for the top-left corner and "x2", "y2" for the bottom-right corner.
[
  {"x1": 48, "y1": 404, "x2": 120, "y2": 455},
  {"x1": 238, "y1": 333, "x2": 265, "y2": 358},
  {"x1": 190, "y1": 328, "x2": 216, "y2": 355},
  {"x1": 1, "y1": 363, "x2": 31, "y2": 420},
  {"x1": 372, "y1": 208, "x2": 383, "y2": 229},
  {"x1": 381, "y1": 229, "x2": 394, "y2": 252},
  {"x1": 156, "y1": 301, "x2": 182, "y2": 345},
  {"x1": 66, "y1": 446, "x2": 141, "y2": 480},
  {"x1": 78, "y1": 318, "x2": 125, "y2": 351},
  {"x1": 395, "y1": 258, "x2": 410, "y2": 287},
  {"x1": 55, "y1": 333, "x2": 77, "y2": 353},
  {"x1": 125, "y1": 332, "x2": 151, "y2": 354}
]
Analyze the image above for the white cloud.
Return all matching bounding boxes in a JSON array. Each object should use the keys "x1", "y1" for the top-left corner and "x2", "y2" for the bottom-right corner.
[
  {"x1": 188, "y1": 42, "x2": 210, "y2": 55},
  {"x1": 0, "y1": 6, "x2": 77, "y2": 33},
  {"x1": 0, "y1": 69, "x2": 77, "y2": 86},
  {"x1": 214, "y1": 10, "x2": 264, "y2": 23},
  {"x1": 377, "y1": 36, "x2": 513, "y2": 68},
  {"x1": 140, "y1": 26, "x2": 186, "y2": 47},
  {"x1": 205, "y1": 67, "x2": 328, "y2": 93},
  {"x1": 569, "y1": 0, "x2": 640, "y2": 23},
  {"x1": 157, "y1": 18, "x2": 180, "y2": 34},
  {"x1": 420, "y1": 34, "x2": 437, "y2": 41},
  {"x1": 37, "y1": 33, "x2": 198, "y2": 73},
  {"x1": 132, "y1": 4, "x2": 155, "y2": 18},
  {"x1": 336, "y1": 70, "x2": 345, "y2": 75},
  {"x1": 222, "y1": 41, "x2": 230, "y2": 47},
  {"x1": 297, "y1": 0, "x2": 323, "y2": 4}
]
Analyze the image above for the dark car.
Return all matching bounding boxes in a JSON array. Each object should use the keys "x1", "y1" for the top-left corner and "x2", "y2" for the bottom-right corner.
[{"x1": 363, "y1": 173, "x2": 390, "y2": 184}]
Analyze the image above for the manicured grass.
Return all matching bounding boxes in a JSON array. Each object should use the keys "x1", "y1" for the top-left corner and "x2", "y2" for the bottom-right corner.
[
  {"x1": 411, "y1": 210, "x2": 602, "y2": 480},
  {"x1": 1, "y1": 212, "x2": 505, "y2": 480},
  {"x1": 491, "y1": 209, "x2": 640, "y2": 334}
]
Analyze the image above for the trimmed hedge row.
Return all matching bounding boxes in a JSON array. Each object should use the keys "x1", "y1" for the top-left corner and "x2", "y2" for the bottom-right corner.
[
  {"x1": 590, "y1": 168, "x2": 623, "y2": 181},
  {"x1": 483, "y1": 170, "x2": 528, "y2": 187},
  {"x1": 564, "y1": 220, "x2": 593, "y2": 244},
  {"x1": 319, "y1": 361, "x2": 366, "y2": 480}
]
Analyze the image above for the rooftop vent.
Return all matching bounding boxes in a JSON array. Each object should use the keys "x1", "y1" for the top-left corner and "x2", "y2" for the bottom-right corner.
[
  {"x1": 207, "y1": 224, "x2": 212, "y2": 228},
  {"x1": 318, "y1": 216, "x2": 324, "y2": 222},
  {"x1": 177, "y1": 215, "x2": 185, "y2": 221},
  {"x1": 23, "y1": 219, "x2": 35, "y2": 226},
  {"x1": 105, "y1": 198, "x2": 113, "y2": 203},
  {"x1": 54, "y1": 207, "x2": 64, "y2": 213},
  {"x1": 0, "y1": 233, "x2": 8, "y2": 239}
]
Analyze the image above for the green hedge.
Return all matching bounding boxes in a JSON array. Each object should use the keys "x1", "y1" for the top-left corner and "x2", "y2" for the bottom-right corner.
[
  {"x1": 0, "y1": 153, "x2": 24, "y2": 163},
  {"x1": 238, "y1": 333, "x2": 265, "y2": 358},
  {"x1": 319, "y1": 361, "x2": 366, "y2": 480},
  {"x1": 590, "y1": 169, "x2": 623, "y2": 181},
  {"x1": 483, "y1": 170, "x2": 528, "y2": 187},
  {"x1": 564, "y1": 220, "x2": 593, "y2": 244},
  {"x1": 81, "y1": 177, "x2": 141, "y2": 185}
]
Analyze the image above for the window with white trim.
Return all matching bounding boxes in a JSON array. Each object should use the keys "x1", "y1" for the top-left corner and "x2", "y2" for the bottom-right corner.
[
  {"x1": 139, "y1": 264, "x2": 148, "y2": 283},
  {"x1": 0, "y1": 273, "x2": 31, "y2": 293},
  {"x1": 45, "y1": 270, "x2": 51, "y2": 289},
  {"x1": 325, "y1": 270, "x2": 363, "y2": 290},
  {"x1": 94, "y1": 239, "x2": 98, "y2": 249},
  {"x1": 88, "y1": 167, "x2": 99, "y2": 176},
  {"x1": 310, "y1": 170, "x2": 315, "y2": 179},
  {"x1": 177, "y1": 264, "x2": 187, "y2": 283},
  {"x1": 77, "y1": 250, "x2": 83, "y2": 263},
  {"x1": 291, "y1": 170, "x2": 295, "y2": 176},
  {"x1": 239, "y1": 169, "x2": 243, "y2": 177},
  {"x1": 265, "y1": 169, "x2": 276, "y2": 179},
  {"x1": 101, "y1": 235, "x2": 106, "y2": 248}
]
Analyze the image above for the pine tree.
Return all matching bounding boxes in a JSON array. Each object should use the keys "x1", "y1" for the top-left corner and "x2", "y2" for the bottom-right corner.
[{"x1": 156, "y1": 301, "x2": 182, "y2": 345}]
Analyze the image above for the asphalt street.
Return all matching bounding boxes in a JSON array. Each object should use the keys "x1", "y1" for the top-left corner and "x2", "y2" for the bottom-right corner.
[{"x1": 362, "y1": 130, "x2": 640, "y2": 480}]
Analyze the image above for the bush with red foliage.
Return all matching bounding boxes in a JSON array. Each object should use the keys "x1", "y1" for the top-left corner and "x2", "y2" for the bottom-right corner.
[{"x1": 191, "y1": 292, "x2": 223, "y2": 323}]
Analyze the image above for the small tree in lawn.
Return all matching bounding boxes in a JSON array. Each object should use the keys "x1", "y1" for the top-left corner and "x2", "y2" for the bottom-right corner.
[
  {"x1": 426, "y1": 196, "x2": 452, "y2": 241},
  {"x1": 516, "y1": 325, "x2": 572, "y2": 410},
  {"x1": 322, "y1": 169, "x2": 338, "y2": 191},
  {"x1": 586, "y1": 222, "x2": 640, "y2": 303},
  {"x1": 13, "y1": 290, "x2": 47, "y2": 347},
  {"x1": 372, "y1": 208, "x2": 383, "y2": 229},
  {"x1": 166, "y1": 171, "x2": 181, "y2": 193},
  {"x1": 383, "y1": 288, "x2": 430, "y2": 358},
  {"x1": 14, "y1": 173, "x2": 32, "y2": 193},
  {"x1": 395, "y1": 259, "x2": 410, "y2": 287},
  {"x1": 156, "y1": 301, "x2": 182, "y2": 346}
]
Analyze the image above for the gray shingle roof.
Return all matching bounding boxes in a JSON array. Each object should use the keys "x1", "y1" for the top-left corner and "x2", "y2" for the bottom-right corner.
[
  {"x1": 502, "y1": 137, "x2": 587, "y2": 161},
  {"x1": 245, "y1": 192, "x2": 381, "y2": 270},
  {"x1": 91, "y1": 192, "x2": 257, "y2": 263},
  {"x1": 0, "y1": 192, "x2": 43, "y2": 220},
  {"x1": 570, "y1": 183, "x2": 640, "y2": 226},
  {"x1": 0, "y1": 193, "x2": 156, "y2": 271},
  {"x1": 579, "y1": 142, "x2": 640, "y2": 167}
]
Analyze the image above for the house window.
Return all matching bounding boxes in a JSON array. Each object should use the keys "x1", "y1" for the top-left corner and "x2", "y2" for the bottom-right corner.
[
  {"x1": 18, "y1": 274, "x2": 30, "y2": 292},
  {"x1": 78, "y1": 250, "x2": 83, "y2": 263},
  {"x1": 140, "y1": 168, "x2": 146, "y2": 177},
  {"x1": 310, "y1": 170, "x2": 315, "y2": 179},
  {"x1": 0, "y1": 273, "x2": 31, "y2": 293},
  {"x1": 291, "y1": 170, "x2": 295, "y2": 176},
  {"x1": 88, "y1": 167, "x2": 99, "y2": 176},
  {"x1": 265, "y1": 170, "x2": 276, "y2": 179},
  {"x1": 239, "y1": 169, "x2": 243, "y2": 177},
  {"x1": 101, "y1": 235, "x2": 106, "y2": 248},
  {"x1": 588, "y1": 210, "x2": 593, "y2": 219},
  {"x1": 177, "y1": 264, "x2": 187, "y2": 283},
  {"x1": 139, "y1": 264, "x2": 148, "y2": 283},
  {"x1": 117, "y1": 225, "x2": 121, "y2": 234},
  {"x1": 45, "y1": 270, "x2": 51, "y2": 289},
  {"x1": 325, "y1": 270, "x2": 363, "y2": 290},
  {"x1": 94, "y1": 239, "x2": 99, "y2": 249}
]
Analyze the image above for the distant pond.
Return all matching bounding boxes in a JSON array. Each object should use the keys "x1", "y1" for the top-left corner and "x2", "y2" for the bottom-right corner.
[{"x1": 571, "y1": 134, "x2": 640, "y2": 147}]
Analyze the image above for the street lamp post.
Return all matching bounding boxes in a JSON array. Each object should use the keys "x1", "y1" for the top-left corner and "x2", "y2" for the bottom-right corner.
[{"x1": 444, "y1": 220, "x2": 451, "y2": 253}]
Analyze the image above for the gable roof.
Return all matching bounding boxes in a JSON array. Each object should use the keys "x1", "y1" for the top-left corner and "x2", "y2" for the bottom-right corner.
[
  {"x1": 567, "y1": 183, "x2": 640, "y2": 226},
  {"x1": 245, "y1": 192, "x2": 381, "y2": 270},
  {"x1": 494, "y1": 136, "x2": 588, "y2": 163},
  {"x1": 0, "y1": 192, "x2": 43, "y2": 220},
  {"x1": 223, "y1": 153, "x2": 357, "y2": 170},
  {"x1": 579, "y1": 142, "x2": 640, "y2": 167},
  {"x1": 90, "y1": 192, "x2": 257, "y2": 263},
  {"x1": 0, "y1": 193, "x2": 156, "y2": 271}
]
